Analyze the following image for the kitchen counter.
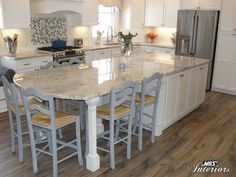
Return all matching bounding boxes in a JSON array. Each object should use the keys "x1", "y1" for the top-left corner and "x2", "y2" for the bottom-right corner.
[
  {"x1": 83, "y1": 42, "x2": 175, "y2": 51},
  {"x1": 0, "y1": 50, "x2": 51, "y2": 60},
  {"x1": 14, "y1": 52, "x2": 208, "y2": 100}
]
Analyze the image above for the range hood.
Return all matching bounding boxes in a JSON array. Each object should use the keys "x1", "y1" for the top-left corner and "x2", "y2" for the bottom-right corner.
[{"x1": 30, "y1": 0, "x2": 84, "y2": 14}]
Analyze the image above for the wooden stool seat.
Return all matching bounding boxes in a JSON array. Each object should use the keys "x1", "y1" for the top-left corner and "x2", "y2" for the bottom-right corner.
[
  {"x1": 97, "y1": 104, "x2": 131, "y2": 120},
  {"x1": 32, "y1": 112, "x2": 77, "y2": 128},
  {"x1": 135, "y1": 93, "x2": 155, "y2": 106}
]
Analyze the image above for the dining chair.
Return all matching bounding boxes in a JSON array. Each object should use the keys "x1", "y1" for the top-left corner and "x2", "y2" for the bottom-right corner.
[
  {"x1": 96, "y1": 81, "x2": 136, "y2": 169},
  {"x1": 134, "y1": 73, "x2": 163, "y2": 150},
  {"x1": 21, "y1": 87, "x2": 83, "y2": 177},
  {"x1": 1, "y1": 76, "x2": 44, "y2": 162}
]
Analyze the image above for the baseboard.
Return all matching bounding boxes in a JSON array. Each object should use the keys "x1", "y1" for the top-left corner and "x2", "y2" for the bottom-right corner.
[{"x1": 212, "y1": 87, "x2": 236, "y2": 96}]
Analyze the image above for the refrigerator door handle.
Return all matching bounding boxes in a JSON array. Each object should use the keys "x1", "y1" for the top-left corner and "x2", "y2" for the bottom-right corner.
[
  {"x1": 191, "y1": 12, "x2": 199, "y2": 55},
  {"x1": 190, "y1": 13, "x2": 196, "y2": 55}
]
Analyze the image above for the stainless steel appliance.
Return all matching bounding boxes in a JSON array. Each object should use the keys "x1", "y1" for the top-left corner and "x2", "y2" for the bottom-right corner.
[
  {"x1": 38, "y1": 46, "x2": 85, "y2": 64},
  {"x1": 175, "y1": 10, "x2": 220, "y2": 90}
]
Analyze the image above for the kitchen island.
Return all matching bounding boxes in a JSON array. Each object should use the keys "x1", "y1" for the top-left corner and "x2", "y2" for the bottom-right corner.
[{"x1": 13, "y1": 52, "x2": 208, "y2": 172}]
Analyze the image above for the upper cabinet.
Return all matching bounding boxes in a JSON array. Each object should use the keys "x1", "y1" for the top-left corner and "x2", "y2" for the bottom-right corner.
[
  {"x1": 0, "y1": 0, "x2": 30, "y2": 29},
  {"x1": 82, "y1": 0, "x2": 99, "y2": 26},
  {"x1": 219, "y1": 0, "x2": 236, "y2": 31},
  {"x1": 145, "y1": 0, "x2": 179, "y2": 28},
  {"x1": 179, "y1": 0, "x2": 222, "y2": 10}
]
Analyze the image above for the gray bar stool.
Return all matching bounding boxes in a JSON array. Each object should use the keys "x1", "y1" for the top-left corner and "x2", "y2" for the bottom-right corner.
[
  {"x1": 134, "y1": 73, "x2": 163, "y2": 150},
  {"x1": 96, "y1": 81, "x2": 136, "y2": 169},
  {"x1": 21, "y1": 87, "x2": 83, "y2": 177},
  {"x1": 1, "y1": 76, "x2": 44, "y2": 162}
]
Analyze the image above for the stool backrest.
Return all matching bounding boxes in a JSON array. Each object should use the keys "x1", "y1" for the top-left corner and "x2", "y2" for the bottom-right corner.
[
  {"x1": 1, "y1": 76, "x2": 18, "y2": 109},
  {"x1": 21, "y1": 88, "x2": 56, "y2": 129},
  {"x1": 110, "y1": 81, "x2": 137, "y2": 119},
  {"x1": 40, "y1": 61, "x2": 64, "y2": 70},
  {"x1": 141, "y1": 73, "x2": 163, "y2": 103}
]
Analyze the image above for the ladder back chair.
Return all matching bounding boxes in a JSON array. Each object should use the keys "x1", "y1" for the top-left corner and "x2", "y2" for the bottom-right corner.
[
  {"x1": 21, "y1": 87, "x2": 83, "y2": 177},
  {"x1": 135, "y1": 72, "x2": 163, "y2": 150},
  {"x1": 96, "y1": 81, "x2": 137, "y2": 169}
]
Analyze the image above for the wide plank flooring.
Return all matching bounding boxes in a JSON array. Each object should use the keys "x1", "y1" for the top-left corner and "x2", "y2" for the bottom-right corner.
[{"x1": 0, "y1": 91, "x2": 236, "y2": 177}]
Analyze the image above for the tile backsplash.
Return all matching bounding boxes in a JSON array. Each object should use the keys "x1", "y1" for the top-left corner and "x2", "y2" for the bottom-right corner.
[{"x1": 30, "y1": 17, "x2": 67, "y2": 45}]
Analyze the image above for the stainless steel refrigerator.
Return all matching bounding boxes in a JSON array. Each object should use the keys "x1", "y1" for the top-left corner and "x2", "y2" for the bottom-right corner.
[{"x1": 175, "y1": 10, "x2": 220, "y2": 90}]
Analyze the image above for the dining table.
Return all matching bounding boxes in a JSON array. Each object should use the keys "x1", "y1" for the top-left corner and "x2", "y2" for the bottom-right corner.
[{"x1": 13, "y1": 52, "x2": 208, "y2": 172}]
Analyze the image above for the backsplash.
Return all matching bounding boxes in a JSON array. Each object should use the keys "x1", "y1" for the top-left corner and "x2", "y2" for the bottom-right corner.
[{"x1": 30, "y1": 17, "x2": 67, "y2": 45}]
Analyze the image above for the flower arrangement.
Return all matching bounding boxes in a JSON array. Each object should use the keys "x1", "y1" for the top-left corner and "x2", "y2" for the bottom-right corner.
[
  {"x1": 146, "y1": 32, "x2": 158, "y2": 43},
  {"x1": 95, "y1": 30, "x2": 104, "y2": 45},
  {"x1": 117, "y1": 31, "x2": 138, "y2": 57}
]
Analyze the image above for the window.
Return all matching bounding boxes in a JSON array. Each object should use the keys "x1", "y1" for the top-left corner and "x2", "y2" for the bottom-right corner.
[{"x1": 92, "y1": 5, "x2": 118, "y2": 38}]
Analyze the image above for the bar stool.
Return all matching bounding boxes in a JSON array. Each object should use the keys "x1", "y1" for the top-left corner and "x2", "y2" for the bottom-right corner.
[
  {"x1": 96, "y1": 81, "x2": 136, "y2": 169},
  {"x1": 21, "y1": 87, "x2": 83, "y2": 177},
  {"x1": 1, "y1": 76, "x2": 44, "y2": 162},
  {"x1": 134, "y1": 73, "x2": 163, "y2": 150}
]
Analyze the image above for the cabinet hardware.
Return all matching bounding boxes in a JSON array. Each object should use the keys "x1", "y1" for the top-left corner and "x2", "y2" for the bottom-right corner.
[
  {"x1": 42, "y1": 61, "x2": 48, "y2": 63},
  {"x1": 179, "y1": 74, "x2": 184, "y2": 77},
  {"x1": 0, "y1": 99, "x2": 5, "y2": 101},
  {"x1": 101, "y1": 52, "x2": 105, "y2": 54},
  {"x1": 23, "y1": 63, "x2": 31, "y2": 66},
  {"x1": 200, "y1": 68, "x2": 203, "y2": 70}
]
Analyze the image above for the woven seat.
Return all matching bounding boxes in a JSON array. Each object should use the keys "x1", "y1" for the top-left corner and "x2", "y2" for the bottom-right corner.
[
  {"x1": 32, "y1": 112, "x2": 77, "y2": 128},
  {"x1": 97, "y1": 104, "x2": 131, "y2": 120},
  {"x1": 9, "y1": 98, "x2": 44, "y2": 115},
  {"x1": 135, "y1": 93, "x2": 155, "y2": 105}
]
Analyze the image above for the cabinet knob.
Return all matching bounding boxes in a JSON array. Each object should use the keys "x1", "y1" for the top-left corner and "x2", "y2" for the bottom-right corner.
[
  {"x1": 179, "y1": 74, "x2": 184, "y2": 77},
  {"x1": 23, "y1": 63, "x2": 31, "y2": 66},
  {"x1": 0, "y1": 98, "x2": 5, "y2": 101}
]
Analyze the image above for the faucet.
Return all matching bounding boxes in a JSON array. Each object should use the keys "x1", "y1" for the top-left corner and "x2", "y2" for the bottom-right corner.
[{"x1": 107, "y1": 26, "x2": 113, "y2": 44}]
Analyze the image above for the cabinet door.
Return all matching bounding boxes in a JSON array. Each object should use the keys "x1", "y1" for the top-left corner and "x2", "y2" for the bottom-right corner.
[
  {"x1": 199, "y1": 0, "x2": 222, "y2": 10},
  {"x1": 145, "y1": 0, "x2": 164, "y2": 26},
  {"x1": 131, "y1": 0, "x2": 145, "y2": 26},
  {"x1": 187, "y1": 68, "x2": 199, "y2": 111},
  {"x1": 92, "y1": 49, "x2": 112, "y2": 60},
  {"x1": 219, "y1": 0, "x2": 236, "y2": 31},
  {"x1": 164, "y1": 74, "x2": 178, "y2": 128},
  {"x1": 82, "y1": 0, "x2": 99, "y2": 26},
  {"x1": 179, "y1": 0, "x2": 200, "y2": 9},
  {"x1": 164, "y1": 0, "x2": 179, "y2": 28},
  {"x1": 176, "y1": 71, "x2": 189, "y2": 119},
  {"x1": 197, "y1": 65, "x2": 208, "y2": 104},
  {"x1": 0, "y1": 0, "x2": 30, "y2": 28}
]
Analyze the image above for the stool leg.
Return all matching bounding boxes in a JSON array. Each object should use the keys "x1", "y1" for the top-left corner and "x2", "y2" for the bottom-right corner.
[
  {"x1": 16, "y1": 113, "x2": 23, "y2": 162},
  {"x1": 127, "y1": 114, "x2": 133, "y2": 159},
  {"x1": 115, "y1": 120, "x2": 120, "y2": 142},
  {"x1": 138, "y1": 105, "x2": 144, "y2": 151},
  {"x1": 57, "y1": 129, "x2": 63, "y2": 139},
  {"x1": 51, "y1": 130, "x2": 58, "y2": 177},
  {"x1": 109, "y1": 119, "x2": 115, "y2": 169},
  {"x1": 8, "y1": 110, "x2": 16, "y2": 153},
  {"x1": 151, "y1": 102, "x2": 158, "y2": 143},
  {"x1": 46, "y1": 130, "x2": 52, "y2": 153},
  {"x1": 28, "y1": 124, "x2": 38, "y2": 173},
  {"x1": 75, "y1": 117, "x2": 83, "y2": 166}
]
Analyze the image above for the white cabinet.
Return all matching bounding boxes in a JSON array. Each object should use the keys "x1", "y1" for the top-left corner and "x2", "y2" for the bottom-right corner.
[
  {"x1": 179, "y1": 0, "x2": 222, "y2": 10},
  {"x1": 163, "y1": 74, "x2": 178, "y2": 128},
  {"x1": 82, "y1": 0, "x2": 99, "y2": 26},
  {"x1": 85, "y1": 51, "x2": 93, "y2": 64},
  {"x1": 163, "y1": 64, "x2": 208, "y2": 129},
  {"x1": 219, "y1": 0, "x2": 236, "y2": 32},
  {"x1": 145, "y1": 0, "x2": 164, "y2": 27},
  {"x1": 212, "y1": 0, "x2": 236, "y2": 95},
  {"x1": 176, "y1": 71, "x2": 189, "y2": 119},
  {"x1": 131, "y1": 0, "x2": 145, "y2": 26},
  {"x1": 197, "y1": 65, "x2": 208, "y2": 104},
  {"x1": 0, "y1": 56, "x2": 53, "y2": 73},
  {"x1": 143, "y1": 46, "x2": 175, "y2": 54},
  {"x1": 145, "y1": 0, "x2": 179, "y2": 27},
  {"x1": 0, "y1": 0, "x2": 30, "y2": 28},
  {"x1": 92, "y1": 49, "x2": 112, "y2": 60}
]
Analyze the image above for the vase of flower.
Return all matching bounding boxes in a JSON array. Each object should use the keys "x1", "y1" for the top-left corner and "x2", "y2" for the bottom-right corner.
[
  {"x1": 118, "y1": 31, "x2": 138, "y2": 57},
  {"x1": 95, "y1": 30, "x2": 104, "y2": 45}
]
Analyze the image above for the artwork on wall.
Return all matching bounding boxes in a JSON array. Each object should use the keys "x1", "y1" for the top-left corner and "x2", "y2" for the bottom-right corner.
[{"x1": 30, "y1": 17, "x2": 67, "y2": 45}]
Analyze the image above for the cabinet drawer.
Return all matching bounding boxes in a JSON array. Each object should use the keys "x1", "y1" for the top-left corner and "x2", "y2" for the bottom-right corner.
[
  {"x1": 17, "y1": 56, "x2": 52, "y2": 70},
  {"x1": 93, "y1": 49, "x2": 111, "y2": 60}
]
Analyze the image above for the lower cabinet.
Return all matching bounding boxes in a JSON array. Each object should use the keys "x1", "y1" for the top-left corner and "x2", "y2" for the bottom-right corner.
[
  {"x1": 0, "y1": 87, "x2": 7, "y2": 113},
  {"x1": 163, "y1": 64, "x2": 208, "y2": 129}
]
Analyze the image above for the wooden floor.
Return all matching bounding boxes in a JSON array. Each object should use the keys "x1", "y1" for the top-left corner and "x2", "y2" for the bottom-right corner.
[{"x1": 0, "y1": 91, "x2": 236, "y2": 177}]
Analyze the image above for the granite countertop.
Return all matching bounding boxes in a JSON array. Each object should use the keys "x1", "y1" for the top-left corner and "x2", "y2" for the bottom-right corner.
[
  {"x1": 13, "y1": 52, "x2": 208, "y2": 100},
  {"x1": 83, "y1": 42, "x2": 175, "y2": 51},
  {"x1": 1, "y1": 51, "x2": 52, "y2": 60}
]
